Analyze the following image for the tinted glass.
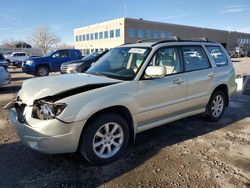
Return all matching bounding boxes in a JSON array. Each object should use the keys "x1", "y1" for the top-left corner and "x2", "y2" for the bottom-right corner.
[
  {"x1": 153, "y1": 31, "x2": 159, "y2": 39},
  {"x1": 138, "y1": 30, "x2": 144, "y2": 39},
  {"x1": 206, "y1": 46, "x2": 228, "y2": 66},
  {"x1": 86, "y1": 34, "x2": 89, "y2": 40},
  {"x1": 146, "y1": 30, "x2": 151, "y2": 39},
  {"x1": 182, "y1": 46, "x2": 210, "y2": 71},
  {"x1": 160, "y1": 32, "x2": 166, "y2": 38},
  {"x1": 79, "y1": 35, "x2": 82, "y2": 41},
  {"x1": 95, "y1": 32, "x2": 98, "y2": 39},
  {"x1": 129, "y1": 29, "x2": 136, "y2": 38},
  {"x1": 99, "y1": 32, "x2": 103, "y2": 39},
  {"x1": 104, "y1": 31, "x2": 109, "y2": 38},
  {"x1": 90, "y1": 33, "x2": 94, "y2": 40},
  {"x1": 52, "y1": 50, "x2": 69, "y2": 58},
  {"x1": 115, "y1": 29, "x2": 120, "y2": 37},
  {"x1": 110, "y1": 30, "x2": 114, "y2": 38},
  {"x1": 0, "y1": 54, "x2": 4, "y2": 60},
  {"x1": 76, "y1": 36, "x2": 78, "y2": 42}
]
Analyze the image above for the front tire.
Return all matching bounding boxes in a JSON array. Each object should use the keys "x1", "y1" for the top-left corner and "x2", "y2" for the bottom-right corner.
[
  {"x1": 80, "y1": 113, "x2": 130, "y2": 165},
  {"x1": 35, "y1": 65, "x2": 49, "y2": 76},
  {"x1": 206, "y1": 90, "x2": 226, "y2": 122}
]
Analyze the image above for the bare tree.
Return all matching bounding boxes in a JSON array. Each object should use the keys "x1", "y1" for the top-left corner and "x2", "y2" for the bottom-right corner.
[
  {"x1": 31, "y1": 26, "x2": 61, "y2": 55},
  {"x1": 56, "y1": 43, "x2": 74, "y2": 49}
]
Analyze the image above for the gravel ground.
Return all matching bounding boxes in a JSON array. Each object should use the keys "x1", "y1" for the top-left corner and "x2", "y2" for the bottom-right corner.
[{"x1": 0, "y1": 61, "x2": 250, "y2": 188}]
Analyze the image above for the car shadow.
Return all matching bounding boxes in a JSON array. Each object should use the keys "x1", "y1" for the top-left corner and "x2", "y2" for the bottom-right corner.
[
  {"x1": 0, "y1": 93, "x2": 250, "y2": 187},
  {"x1": 11, "y1": 77, "x2": 33, "y2": 82},
  {"x1": 231, "y1": 60, "x2": 241, "y2": 63},
  {"x1": 0, "y1": 85, "x2": 21, "y2": 94}
]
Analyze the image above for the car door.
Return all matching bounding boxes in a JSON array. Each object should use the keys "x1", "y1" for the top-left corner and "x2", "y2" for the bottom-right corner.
[
  {"x1": 137, "y1": 46, "x2": 187, "y2": 126},
  {"x1": 180, "y1": 45, "x2": 215, "y2": 111},
  {"x1": 51, "y1": 50, "x2": 70, "y2": 71}
]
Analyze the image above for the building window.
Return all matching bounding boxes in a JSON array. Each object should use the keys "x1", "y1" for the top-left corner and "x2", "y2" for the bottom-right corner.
[
  {"x1": 95, "y1": 32, "x2": 98, "y2": 40},
  {"x1": 76, "y1": 36, "x2": 79, "y2": 42},
  {"x1": 86, "y1": 34, "x2": 89, "y2": 41},
  {"x1": 79, "y1": 35, "x2": 82, "y2": 41},
  {"x1": 90, "y1": 33, "x2": 94, "y2": 40},
  {"x1": 104, "y1": 31, "x2": 109, "y2": 38},
  {"x1": 153, "y1": 31, "x2": 159, "y2": 39},
  {"x1": 138, "y1": 29, "x2": 144, "y2": 39},
  {"x1": 99, "y1": 32, "x2": 103, "y2": 39},
  {"x1": 146, "y1": 30, "x2": 151, "y2": 39},
  {"x1": 129, "y1": 29, "x2": 136, "y2": 39},
  {"x1": 160, "y1": 32, "x2": 166, "y2": 39},
  {"x1": 110, "y1": 30, "x2": 114, "y2": 38},
  {"x1": 82, "y1": 35, "x2": 85, "y2": 41},
  {"x1": 116, "y1": 29, "x2": 120, "y2": 37},
  {"x1": 165, "y1": 32, "x2": 172, "y2": 38}
]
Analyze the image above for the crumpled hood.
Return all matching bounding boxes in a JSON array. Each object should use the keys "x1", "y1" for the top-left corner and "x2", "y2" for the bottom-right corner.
[{"x1": 19, "y1": 73, "x2": 121, "y2": 105}]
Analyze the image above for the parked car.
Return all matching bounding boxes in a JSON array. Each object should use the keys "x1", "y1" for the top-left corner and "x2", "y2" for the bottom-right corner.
[
  {"x1": 0, "y1": 53, "x2": 8, "y2": 68},
  {"x1": 61, "y1": 50, "x2": 108, "y2": 74},
  {"x1": 0, "y1": 64, "x2": 11, "y2": 87},
  {"x1": 4, "y1": 52, "x2": 29, "y2": 65},
  {"x1": 4, "y1": 38, "x2": 237, "y2": 165},
  {"x1": 22, "y1": 49, "x2": 82, "y2": 76},
  {"x1": 14, "y1": 56, "x2": 41, "y2": 68}
]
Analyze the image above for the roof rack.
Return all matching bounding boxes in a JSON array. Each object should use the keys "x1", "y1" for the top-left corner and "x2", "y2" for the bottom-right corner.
[
  {"x1": 121, "y1": 36, "x2": 215, "y2": 47},
  {"x1": 137, "y1": 36, "x2": 180, "y2": 44},
  {"x1": 181, "y1": 37, "x2": 210, "y2": 42}
]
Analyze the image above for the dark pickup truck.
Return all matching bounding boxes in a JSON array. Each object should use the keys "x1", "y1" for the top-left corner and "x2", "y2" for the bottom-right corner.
[{"x1": 22, "y1": 49, "x2": 82, "y2": 76}]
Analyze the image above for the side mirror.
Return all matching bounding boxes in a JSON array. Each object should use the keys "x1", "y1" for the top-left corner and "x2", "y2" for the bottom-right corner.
[{"x1": 145, "y1": 66, "x2": 166, "y2": 78}]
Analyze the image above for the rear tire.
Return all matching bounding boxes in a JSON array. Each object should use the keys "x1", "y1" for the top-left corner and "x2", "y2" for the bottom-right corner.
[
  {"x1": 80, "y1": 113, "x2": 130, "y2": 165},
  {"x1": 35, "y1": 65, "x2": 49, "y2": 77},
  {"x1": 206, "y1": 90, "x2": 226, "y2": 122}
]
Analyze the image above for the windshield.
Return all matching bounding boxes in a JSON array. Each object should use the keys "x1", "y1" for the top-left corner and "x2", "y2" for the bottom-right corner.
[
  {"x1": 86, "y1": 47, "x2": 151, "y2": 80},
  {"x1": 44, "y1": 51, "x2": 54, "y2": 57},
  {"x1": 82, "y1": 52, "x2": 100, "y2": 61}
]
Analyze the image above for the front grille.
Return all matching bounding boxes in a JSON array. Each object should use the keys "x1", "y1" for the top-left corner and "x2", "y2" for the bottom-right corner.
[{"x1": 61, "y1": 64, "x2": 69, "y2": 71}]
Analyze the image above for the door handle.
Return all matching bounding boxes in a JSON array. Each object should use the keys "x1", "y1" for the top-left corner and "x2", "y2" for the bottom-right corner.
[
  {"x1": 208, "y1": 72, "x2": 215, "y2": 78},
  {"x1": 173, "y1": 78, "x2": 184, "y2": 85}
]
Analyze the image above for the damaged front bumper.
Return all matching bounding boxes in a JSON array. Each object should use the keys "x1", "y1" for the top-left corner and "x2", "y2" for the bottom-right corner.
[{"x1": 4, "y1": 101, "x2": 86, "y2": 154}]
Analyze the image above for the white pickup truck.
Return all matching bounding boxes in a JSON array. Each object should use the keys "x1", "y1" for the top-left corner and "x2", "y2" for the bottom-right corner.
[{"x1": 4, "y1": 52, "x2": 29, "y2": 66}]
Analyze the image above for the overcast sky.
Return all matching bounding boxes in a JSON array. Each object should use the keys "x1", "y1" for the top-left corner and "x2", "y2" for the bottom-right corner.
[{"x1": 0, "y1": 0, "x2": 249, "y2": 44}]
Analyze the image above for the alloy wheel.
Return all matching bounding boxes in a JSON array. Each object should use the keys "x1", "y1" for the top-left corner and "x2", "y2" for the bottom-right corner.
[{"x1": 92, "y1": 122, "x2": 124, "y2": 159}]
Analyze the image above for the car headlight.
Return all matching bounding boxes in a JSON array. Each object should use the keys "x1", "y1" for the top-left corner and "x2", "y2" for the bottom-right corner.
[
  {"x1": 26, "y1": 60, "x2": 34, "y2": 65},
  {"x1": 32, "y1": 100, "x2": 66, "y2": 120}
]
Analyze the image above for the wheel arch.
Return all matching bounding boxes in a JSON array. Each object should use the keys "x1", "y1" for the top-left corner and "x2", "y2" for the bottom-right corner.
[
  {"x1": 77, "y1": 105, "x2": 135, "y2": 150},
  {"x1": 211, "y1": 84, "x2": 229, "y2": 106}
]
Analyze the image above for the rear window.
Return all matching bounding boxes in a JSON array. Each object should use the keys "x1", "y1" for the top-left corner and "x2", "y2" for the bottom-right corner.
[
  {"x1": 13, "y1": 53, "x2": 26, "y2": 56},
  {"x1": 0, "y1": 54, "x2": 4, "y2": 60},
  {"x1": 206, "y1": 46, "x2": 228, "y2": 66}
]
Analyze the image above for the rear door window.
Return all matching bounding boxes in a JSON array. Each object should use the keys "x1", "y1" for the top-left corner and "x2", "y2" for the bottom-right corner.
[
  {"x1": 181, "y1": 46, "x2": 211, "y2": 72},
  {"x1": 206, "y1": 46, "x2": 228, "y2": 66}
]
